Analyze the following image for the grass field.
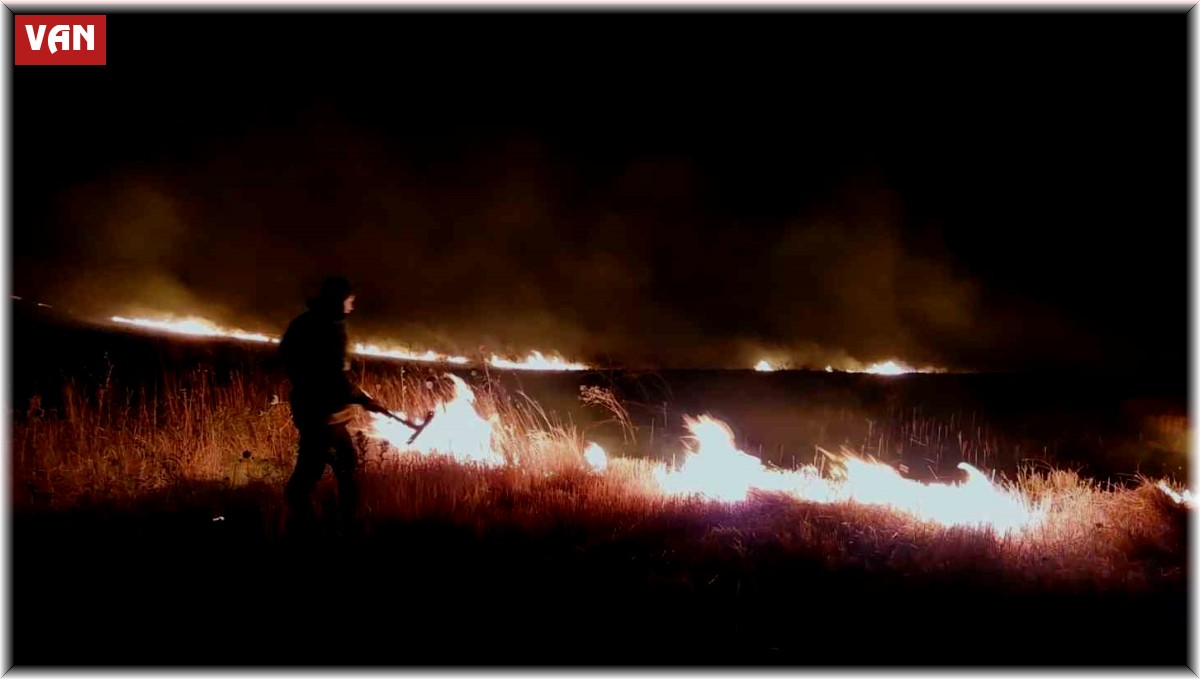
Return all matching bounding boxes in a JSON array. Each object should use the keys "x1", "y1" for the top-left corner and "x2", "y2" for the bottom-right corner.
[{"x1": 9, "y1": 313, "x2": 1191, "y2": 665}]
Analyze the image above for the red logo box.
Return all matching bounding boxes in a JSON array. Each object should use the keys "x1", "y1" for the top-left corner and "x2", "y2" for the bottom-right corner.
[{"x1": 15, "y1": 15, "x2": 106, "y2": 65}]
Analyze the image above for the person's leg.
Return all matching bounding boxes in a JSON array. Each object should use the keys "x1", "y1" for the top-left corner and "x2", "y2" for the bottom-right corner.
[
  {"x1": 285, "y1": 423, "x2": 331, "y2": 536},
  {"x1": 328, "y1": 423, "x2": 361, "y2": 535}
]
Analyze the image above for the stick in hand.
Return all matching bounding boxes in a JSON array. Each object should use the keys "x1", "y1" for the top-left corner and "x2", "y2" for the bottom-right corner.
[{"x1": 382, "y1": 409, "x2": 437, "y2": 445}]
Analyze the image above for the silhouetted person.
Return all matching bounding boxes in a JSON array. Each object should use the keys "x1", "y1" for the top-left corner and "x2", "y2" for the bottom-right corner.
[{"x1": 279, "y1": 276, "x2": 389, "y2": 537}]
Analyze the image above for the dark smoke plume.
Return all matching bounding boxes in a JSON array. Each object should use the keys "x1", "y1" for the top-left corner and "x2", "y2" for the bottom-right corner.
[{"x1": 21, "y1": 112, "x2": 1100, "y2": 371}]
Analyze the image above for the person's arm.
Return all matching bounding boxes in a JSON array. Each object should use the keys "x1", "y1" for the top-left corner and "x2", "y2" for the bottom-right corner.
[
  {"x1": 348, "y1": 378, "x2": 386, "y2": 411},
  {"x1": 331, "y1": 323, "x2": 386, "y2": 411}
]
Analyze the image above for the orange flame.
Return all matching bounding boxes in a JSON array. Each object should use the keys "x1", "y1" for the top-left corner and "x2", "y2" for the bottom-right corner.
[
  {"x1": 98, "y1": 313, "x2": 1090, "y2": 535},
  {"x1": 1156, "y1": 481, "x2": 1194, "y2": 508},
  {"x1": 366, "y1": 374, "x2": 503, "y2": 466},
  {"x1": 653, "y1": 415, "x2": 1044, "y2": 533},
  {"x1": 111, "y1": 316, "x2": 279, "y2": 344},
  {"x1": 863, "y1": 360, "x2": 910, "y2": 375},
  {"x1": 821, "y1": 359, "x2": 944, "y2": 375},
  {"x1": 110, "y1": 314, "x2": 588, "y2": 370},
  {"x1": 353, "y1": 342, "x2": 470, "y2": 365},
  {"x1": 488, "y1": 351, "x2": 589, "y2": 371}
]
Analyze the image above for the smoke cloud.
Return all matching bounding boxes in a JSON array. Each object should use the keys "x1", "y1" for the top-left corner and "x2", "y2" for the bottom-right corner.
[{"x1": 19, "y1": 111, "x2": 1101, "y2": 371}]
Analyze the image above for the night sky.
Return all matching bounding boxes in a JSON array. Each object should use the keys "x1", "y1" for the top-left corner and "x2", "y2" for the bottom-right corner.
[{"x1": 12, "y1": 11, "x2": 1188, "y2": 373}]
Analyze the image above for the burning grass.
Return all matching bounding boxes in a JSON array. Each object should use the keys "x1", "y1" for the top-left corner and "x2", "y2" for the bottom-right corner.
[
  {"x1": 11, "y1": 356, "x2": 1189, "y2": 664},
  {"x1": 11, "y1": 359, "x2": 1189, "y2": 595},
  {"x1": 109, "y1": 314, "x2": 587, "y2": 370}
]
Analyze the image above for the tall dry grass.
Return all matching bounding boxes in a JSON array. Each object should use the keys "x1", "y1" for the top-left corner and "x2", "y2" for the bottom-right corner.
[{"x1": 10, "y1": 359, "x2": 1189, "y2": 591}]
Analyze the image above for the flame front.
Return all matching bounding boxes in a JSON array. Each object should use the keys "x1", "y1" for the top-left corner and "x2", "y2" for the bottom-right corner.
[
  {"x1": 354, "y1": 342, "x2": 470, "y2": 365},
  {"x1": 366, "y1": 374, "x2": 503, "y2": 466},
  {"x1": 653, "y1": 415, "x2": 1044, "y2": 533},
  {"x1": 754, "y1": 360, "x2": 776, "y2": 372},
  {"x1": 111, "y1": 316, "x2": 279, "y2": 344},
  {"x1": 825, "y1": 359, "x2": 943, "y2": 375},
  {"x1": 107, "y1": 313, "x2": 1096, "y2": 536},
  {"x1": 110, "y1": 314, "x2": 587, "y2": 371},
  {"x1": 864, "y1": 360, "x2": 910, "y2": 375},
  {"x1": 489, "y1": 351, "x2": 589, "y2": 371},
  {"x1": 653, "y1": 416, "x2": 794, "y2": 501}
]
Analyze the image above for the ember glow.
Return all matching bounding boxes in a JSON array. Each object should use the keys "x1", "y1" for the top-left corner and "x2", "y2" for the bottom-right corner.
[
  {"x1": 111, "y1": 316, "x2": 279, "y2": 344},
  {"x1": 488, "y1": 351, "x2": 589, "y2": 372},
  {"x1": 653, "y1": 415, "x2": 1045, "y2": 533},
  {"x1": 367, "y1": 374, "x2": 503, "y2": 466}
]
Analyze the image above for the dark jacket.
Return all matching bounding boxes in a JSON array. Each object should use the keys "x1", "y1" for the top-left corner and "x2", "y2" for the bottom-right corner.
[{"x1": 278, "y1": 297, "x2": 370, "y2": 425}]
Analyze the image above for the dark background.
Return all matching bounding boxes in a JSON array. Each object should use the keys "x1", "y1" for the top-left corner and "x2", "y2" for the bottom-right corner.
[{"x1": 12, "y1": 11, "x2": 1189, "y2": 373}]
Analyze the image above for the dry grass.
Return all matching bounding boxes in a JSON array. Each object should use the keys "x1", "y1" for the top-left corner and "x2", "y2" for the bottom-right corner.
[{"x1": 10, "y1": 360, "x2": 1189, "y2": 594}]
